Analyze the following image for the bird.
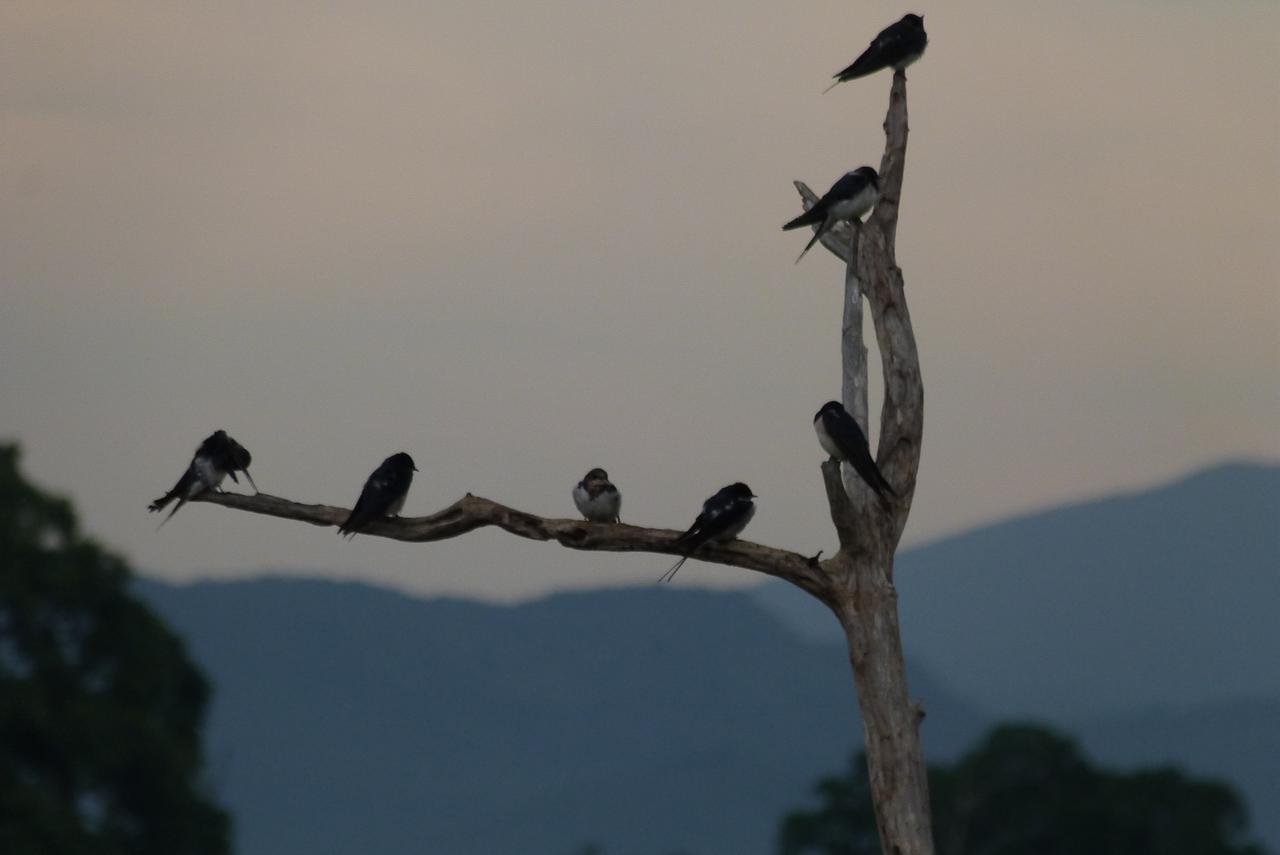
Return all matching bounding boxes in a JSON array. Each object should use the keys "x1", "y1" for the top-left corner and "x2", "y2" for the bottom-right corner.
[
  {"x1": 782, "y1": 166, "x2": 879, "y2": 263},
  {"x1": 660, "y1": 483, "x2": 757, "y2": 583},
  {"x1": 814, "y1": 401, "x2": 896, "y2": 507},
  {"x1": 573, "y1": 468, "x2": 621, "y2": 523},
  {"x1": 148, "y1": 430, "x2": 257, "y2": 529},
  {"x1": 338, "y1": 452, "x2": 417, "y2": 538},
  {"x1": 825, "y1": 13, "x2": 928, "y2": 92}
]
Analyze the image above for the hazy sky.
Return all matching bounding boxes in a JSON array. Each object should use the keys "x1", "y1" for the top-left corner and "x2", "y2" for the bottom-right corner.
[{"x1": 2, "y1": 0, "x2": 1276, "y2": 601}]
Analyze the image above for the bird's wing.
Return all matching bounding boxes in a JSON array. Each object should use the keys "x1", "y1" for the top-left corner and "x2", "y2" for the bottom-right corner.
[
  {"x1": 824, "y1": 409, "x2": 871, "y2": 459},
  {"x1": 827, "y1": 411, "x2": 897, "y2": 502},
  {"x1": 340, "y1": 472, "x2": 391, "y2": 535},
  {"x1": 826, "y1": 170, "x2": 870, "y2": 201},
  {"x1": 834, "y1": 22, "x2": 910, "y2": 81},
  {"x1": 675, "y1": 512, "x2": 709, "y2": 551},
  {"x1": 782, "y1": 200, "x2": 827, "y2": 231}
]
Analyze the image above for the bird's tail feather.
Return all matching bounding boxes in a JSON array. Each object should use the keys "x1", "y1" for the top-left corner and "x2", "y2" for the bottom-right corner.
[
  {"x1": 153, "y1": 498, "x2": 186, "y2": 531},
  {"x1": 795, "y1": 227, "x2": 825, "y2": 264},
  {"x1": 658, "y1": 556, "x2": 688, "y2": 584},
  {"x1": 147, "y1": 487, "x2": 180, "y2": 513},
  {"x1": 821, "y1": 78, "x2": 842, "y2": 94}
]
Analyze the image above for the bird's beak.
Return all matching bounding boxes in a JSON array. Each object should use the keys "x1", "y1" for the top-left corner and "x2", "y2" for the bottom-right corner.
[{"x1": 243, "y1": 470, "x2": 259, "y2": 492}]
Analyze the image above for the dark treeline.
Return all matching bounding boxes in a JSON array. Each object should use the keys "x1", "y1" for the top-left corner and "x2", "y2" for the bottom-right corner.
[
  {"x1": 779, "y1": 723, "x2": 1268, "y2": 855},
  {"x1": 0, "y1": 444, "x2": 230, "y2": 855}
]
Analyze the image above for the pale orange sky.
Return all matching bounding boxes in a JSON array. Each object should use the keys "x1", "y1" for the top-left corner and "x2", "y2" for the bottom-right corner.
[{"x1": 2, "y1": 0, "x2": 1276, "y2": 600}]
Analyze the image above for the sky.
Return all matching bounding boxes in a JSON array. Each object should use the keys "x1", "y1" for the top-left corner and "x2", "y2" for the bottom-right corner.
[{"x1": 2, "y1": 0, "x2": 1276, "y2": 602}]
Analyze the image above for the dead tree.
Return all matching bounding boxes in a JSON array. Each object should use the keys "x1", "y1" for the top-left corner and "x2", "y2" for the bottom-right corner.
[{"x1": 193, "y1": 70, "x2": 932, "y2": 855}]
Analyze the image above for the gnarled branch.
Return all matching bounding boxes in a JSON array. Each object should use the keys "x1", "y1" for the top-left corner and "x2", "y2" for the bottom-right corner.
[{"x1": 191, "y1": 490, "x2": 832, "y2": 598}]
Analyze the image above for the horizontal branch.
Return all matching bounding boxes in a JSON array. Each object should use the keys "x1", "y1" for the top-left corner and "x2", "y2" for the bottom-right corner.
[{"x1": 192, "y1": 490, "x2": 832, "y2": 597}]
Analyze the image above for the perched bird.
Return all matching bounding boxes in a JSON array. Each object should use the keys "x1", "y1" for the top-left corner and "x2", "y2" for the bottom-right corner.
[
  {"x1": 660, "y1": 483, "x2": 757, "y2": 583},
  {"x1": 573, "y1": 468, "x2": 621, "y2": 523},
  {"x1": 814, "y1": 401, "x2": 896, "y2": 507},
  {"x1": 782, "y1": 166, "x2": 879, "y2": 263},
  {"x1": 148, "y1": 430, "x2": 257, "y2": 529},
  {"x1": 825, "y1": 13, "x2": 928, "y2": 92},
  {"x1": 338, "y1": 452, "x2": 417, "y2": 538}
]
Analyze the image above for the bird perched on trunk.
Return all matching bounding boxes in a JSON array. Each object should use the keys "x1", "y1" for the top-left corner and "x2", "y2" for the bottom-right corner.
[
  {"x1": 825, "y1": 13, "x2": 927, "y2": 92},
  {"x1": 814, "y1": 401, "x2": 896, "y2": 508},
  {"x1": 660, "y1": 483, "x2": 756, "y2": 582},
  {"x1": 148, "y1": 430, "x2": 257, "y2": 528},
  {"x1": 783, "y1": 166, "x2": 879, "y2": 263},
  {"x1": 573, "y1": 468, "x2": 621, "y2": 523},
  {"x1": 338, "y1": 452, "x2": 417, "y2": 538}
]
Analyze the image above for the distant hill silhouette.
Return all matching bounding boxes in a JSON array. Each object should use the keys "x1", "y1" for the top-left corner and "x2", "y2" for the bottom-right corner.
[
  {"x1": 137, "y1": 461, "x2": 1279, "y2": 854},
  {"x1": 754, "y1": 460, "x2": 1280, "y2": 847},
  {"x1": 137, "y1": 580, "x2": 985, "y2": 855}
]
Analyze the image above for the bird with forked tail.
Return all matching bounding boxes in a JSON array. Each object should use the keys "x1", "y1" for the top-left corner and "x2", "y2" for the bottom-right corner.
[
  {"x1": 783, "y1": 167, "x2": 879, "y2": 263},
  {"x1": 824, "y1": 13, "x2": 927, "y2": 93},
  {"x1": 338, "y1": 452, "x2": 417, "y2": 538},
  {"x1": 660, "y1": 483, "x2": 756, "y2": 583},
  {"x1": 814, "y1": 401, "x2": 896, "y2": 509},
  {"x1": 148, "y1": 430, "x2": 256, "y2": 529}
]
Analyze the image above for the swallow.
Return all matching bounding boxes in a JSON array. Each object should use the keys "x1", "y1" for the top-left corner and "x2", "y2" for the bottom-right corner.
[
  {"x1": 573, "y1": 468, "x2": 621, "y2": 523},
  {"x1": 782, "y1": 166, "x2": 879, "y2": 263},
  {"x1": 148, "y1": 429, "x2": 256, "y2": 529},
  {"x1": 338, "y1": 452, "x2": 417, "y2": 538},
  {"x1": 660, "y1": 482, "x2": 757, "y2": 582},
  {"x1": 825, "y1": 13, "x2": 927, "y2": 92},
  {"x1": 814, "y1": 401, "x2": 896, "y2": 507}
]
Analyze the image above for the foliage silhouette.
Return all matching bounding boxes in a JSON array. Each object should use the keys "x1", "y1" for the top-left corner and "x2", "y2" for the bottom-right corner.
[
  {"x1": 779, "y1": 723, "x2": 1267, "y2": 855},
  {"x1": 0, "y1": 443, "x2": 230, "y2": 855}
]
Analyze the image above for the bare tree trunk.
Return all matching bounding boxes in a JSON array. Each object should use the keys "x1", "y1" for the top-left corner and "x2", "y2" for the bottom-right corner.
[{"x1": 810, "y1": 69, "x2": 932, "y2": 854}]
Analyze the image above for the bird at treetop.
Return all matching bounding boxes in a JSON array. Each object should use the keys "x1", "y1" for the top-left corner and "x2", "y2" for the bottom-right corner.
[
  {"x1": 814, "y1": 401, "x2": 896, "y2": 508},
  {"x1": 148, "y1": 430, "x2": 257, "y2": 528},
  {"x1": 573, "y1": 468, "x2": 621, "y2": 523},
  {"x1": 782, "y1": 166, "x2": 879, "y2": 263},
  {"x1": 338, "y1": 452, "x2": 417, "y2": 538},
  {"x1": 825, "y1": 13, "x2": 927, "y2": 92},
  {"x1": 660, "y1": 483, "x2": 757, "y2": 583}
]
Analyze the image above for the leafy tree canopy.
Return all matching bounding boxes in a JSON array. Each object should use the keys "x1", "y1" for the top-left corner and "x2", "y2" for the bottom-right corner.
[
  {"x1": 780, "y1": 723, "x2": 1267, "y2": 855},
  {"x1": 0, "y1": 443, "x2": 230, "y2": 855}
]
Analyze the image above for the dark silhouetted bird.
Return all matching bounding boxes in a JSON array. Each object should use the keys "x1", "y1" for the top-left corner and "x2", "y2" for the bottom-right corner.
[
  {"x1": 148, "y1": 430, "x2": 256, "y2": 528},
  {"x1": 338, "y1": 452, "x2": 417, "y2": 538},
  {"x1": 814, "y1": 401, "x2": 896, "y2": 507},
  {"x1": 573, "y1": 468, "x2": 621, "y2": 523},
  {"x1": 782, "y1": 166, "x2": 879, "y2": 263},
  {"x1": 825, "y1": 13, "x2": 927, "y2": 92},
  {"x1": 660, "y1": 483, "x2": 756, "y2": 582}
]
